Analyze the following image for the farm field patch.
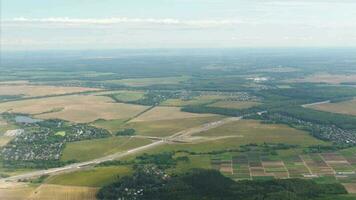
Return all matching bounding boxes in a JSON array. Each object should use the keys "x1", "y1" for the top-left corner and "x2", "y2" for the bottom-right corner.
[
  {"x1": 130, "y1": 106, "x2": 215, "y2": 122},
  {"x1": 0, "y1": 183, "x2": 35, "y2": 200},
  {"x1": 121, "y1": 119, "x2": 326, "y2": 164},
  {"x1": 211, "y1": 152, "x2": 356, "y2": 182},
  {"x1": 310, "y1": 98, "x2": 356, "y2": 116},
  {"x1": 91, "y1": 119, "x2": 127, "y2": 133},
  {"x1": 0, "y1": 84, "x2": 99, "y2": 97},
  {"x1": 195, "y1": 120, "x2": 326, "y2": 147},
  {"x1": 48, "y1": 166, "x2": 132, "y2": 187},
  {"x1": 27, "y1": 184, "x2": 97, "y2": 200},
  {"x1": 125, "y1": 116, "x2": 225, "y2": 137},
  {"x1": 105, "y1": 90, "x2": 145, "y2": 102},
  {"x1": 0, "y1": 95, "x2": 148, "y2": 123},
  {"x1": 61, "y1": 137, "x2": 152, "y2": 162}
]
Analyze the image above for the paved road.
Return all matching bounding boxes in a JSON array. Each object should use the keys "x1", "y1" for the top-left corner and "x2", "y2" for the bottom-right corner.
[
  {"x1": 1, "y1": 117, "x2": 241, "y2": 182},
  {"x1": 1, "y1": 140, "x2": 165, "y2": 182}
]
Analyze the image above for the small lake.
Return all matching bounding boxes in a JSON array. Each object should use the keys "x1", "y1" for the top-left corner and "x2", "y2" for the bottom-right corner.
[{"x1": 15, "y1": 116, "x2": 43, "y2": 124}]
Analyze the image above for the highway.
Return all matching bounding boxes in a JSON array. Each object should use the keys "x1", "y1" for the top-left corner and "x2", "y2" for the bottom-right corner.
[{"x1": 1, "y1": 116, "x2": 241, "y2": 182}]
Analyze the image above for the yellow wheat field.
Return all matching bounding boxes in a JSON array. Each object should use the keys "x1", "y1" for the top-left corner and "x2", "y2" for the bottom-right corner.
[
  {"x1": 0, "y1": 95, "x2": 148, "y2": 123},
  {"x1": 0, "y1": 84, "x2": 100, "y2": 97}
]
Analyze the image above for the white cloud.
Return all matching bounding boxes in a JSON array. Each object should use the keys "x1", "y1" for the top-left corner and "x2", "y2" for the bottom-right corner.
[{"x1": 6, "y1": 17, "x2": 245, "y2": 27}]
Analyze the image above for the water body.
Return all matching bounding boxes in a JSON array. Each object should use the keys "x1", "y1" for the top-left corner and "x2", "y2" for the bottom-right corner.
[{"x1": 15, "y1": 116, "x2": 43, "y2": 124}]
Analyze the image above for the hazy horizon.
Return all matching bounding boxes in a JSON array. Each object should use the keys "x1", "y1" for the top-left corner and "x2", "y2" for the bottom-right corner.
[{"x1": 2, "y1": 0, "x2": 356, "y2": 50}]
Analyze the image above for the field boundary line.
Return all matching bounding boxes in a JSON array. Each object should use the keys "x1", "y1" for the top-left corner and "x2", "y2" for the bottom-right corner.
[
  {"x1": 299, "y1": 155, "x2": 313, "y2": 175},
  {"x1": 247, "y1": 160, "x2": 252, "y2": 180},
  {"x1": 125, "y1": 105, "x2": 155, "y2": 123},
  {"x1": 282, "y1": 161, "x2": 290, "y2": 178},
  {"x1": 318, "y1": 153, "x2": 336, "y2": 175}
]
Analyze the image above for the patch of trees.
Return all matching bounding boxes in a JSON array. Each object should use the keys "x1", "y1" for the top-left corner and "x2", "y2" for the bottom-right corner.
[
  {"x1": 175, "y1": 143, "x2": 298, "y2": 156},
  {"x1": 116, "y1": 128, "x2": 136, "y2": 136},
  {"x1": 239, "y1": 143, "x2": 298, "y2": 154},
  {"x1": 1, "y1": 159, "x2": 76, "y2": 169},
  {"x1": 303, "y1": 145, "x2": 347, "y2": 154},
  {"x1": 135, "y1": 152, "x2": 179, "y2": 169},
  {"x1": 132, "y1": 91, "x2": 180, "y2": 106},
  {"x1": 268, "y1": 107, "x2": 356, "y2": 130},
  {"x1": 253, "y1": 112, "x2": 356, "y2": 145},
  {"x1": 341, "y1": 82, "x2": 356, "y2": 85},
  {"x1": 97, "y1": 152, "x2": 189, "y2": 169},
  {"x1": 28, "y1": 175, "x2": 49, "y2": 184},
  {"x1": 108, "y1": 90, "x2": 182, "y2": 106},
  {"x1": 0, "y1": 95, "x2": 23, "y2": 102},
  {"x1": 261, "y1": 84, "x2": 356, "y2": 103},
  {"x1": 97, "y1": 168, "x2": 347, "y2": 200},
  {"x1": 181, "y1": 105, "x2": 243, "y2": 116},
  {"x1": 329, "y1": 97, "x2": 354, "y2": 103},
  {"x1": 181, "y1": 100, "x2": 299, "y2": 117}
]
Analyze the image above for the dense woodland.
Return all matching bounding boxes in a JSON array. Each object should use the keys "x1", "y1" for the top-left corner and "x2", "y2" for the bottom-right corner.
[{"x1": 97, "y1": 168, "x2": 347, "y2": 200}]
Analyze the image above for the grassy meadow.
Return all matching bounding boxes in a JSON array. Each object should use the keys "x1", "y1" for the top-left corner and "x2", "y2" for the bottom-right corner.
[
  {"x1": 125, "y1": 116, "x2": 225, "y2": 137},
  {"x1": 48, "y1": 166, "x2": 132, "y2": 187},
  {"x1": 61, "y1": 137, "x2": 152, "y2": 162}
]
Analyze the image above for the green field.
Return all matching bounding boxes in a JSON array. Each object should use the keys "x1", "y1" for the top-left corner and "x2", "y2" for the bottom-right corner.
[
  {"x1": 55, "y1": 131, "x2": 66, "y2": 137},
  {"x1": 91, "y1": 119, "x2": 127, "y2": 133},
  {"x1": 109, "y1": 90, "x2": 145, "y2": 102},
  {"x1": 195, "y1": 120, "x2": 327, "y2": 147},
  {"x1": 61, "y1": 137, "x2": 152, "y2": 162},
  {"x1": 118, "y1": 120, "x2": 328, "y2": 164},
  {"x1": 170, "y1": 154, "x2": 212, "y2": 173},
  {"x1": 125, "y1": 116, "x2": 224, "y2": 137},
  {"x1": 48, "y1": 166, "x2": 132, "y2": 187}
]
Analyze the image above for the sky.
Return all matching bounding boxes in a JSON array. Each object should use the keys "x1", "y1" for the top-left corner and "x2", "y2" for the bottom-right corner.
[{"x1": 1, "y1": 0, "x2": 356, "y2": 50}]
